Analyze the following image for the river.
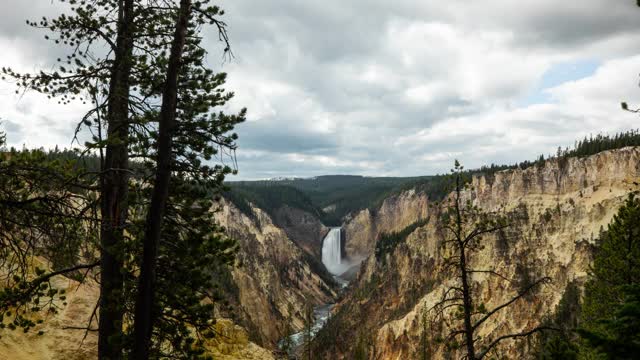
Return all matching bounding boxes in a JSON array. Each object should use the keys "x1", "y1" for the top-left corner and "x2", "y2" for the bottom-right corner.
[{"x1": 279, "y1": 227, "x2": 350, "y2": 355}]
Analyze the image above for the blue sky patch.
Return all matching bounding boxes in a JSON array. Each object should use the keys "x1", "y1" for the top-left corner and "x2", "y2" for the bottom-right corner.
[{"x1": 520, "y1": 59, "x2": 600, "y2": 106}]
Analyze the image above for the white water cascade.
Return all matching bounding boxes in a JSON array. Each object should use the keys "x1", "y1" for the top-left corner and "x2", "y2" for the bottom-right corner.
[{"x1": 322, "y1": 228, "x2": 346, "y2": 275}]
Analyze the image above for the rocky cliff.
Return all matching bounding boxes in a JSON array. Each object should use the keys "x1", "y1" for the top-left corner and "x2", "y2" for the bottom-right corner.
[
  {"x1": 271, "y1": 204, "x2": 329, "y2": 259},
  {"x1": 343, "y1": 189, "x2": 429, "y2": 258},
  {"x1": 0, "y1": 273, "x2": 99, "y2": 360},
  {"x1": 319, "y1": 147, "x2": 640, "y2": 359}
]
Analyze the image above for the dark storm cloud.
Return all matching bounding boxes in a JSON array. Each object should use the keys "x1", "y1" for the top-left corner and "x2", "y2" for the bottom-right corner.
[{"x1": 496, "y1": 1, "x2": 640, "y2": 47}]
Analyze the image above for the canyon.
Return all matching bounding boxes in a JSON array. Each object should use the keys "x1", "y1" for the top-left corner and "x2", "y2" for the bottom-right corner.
[
  {"x1": 0, "y1": 147, "x2": 638, "y2": 359},
  {"x1": 212, "y1": 146, "x2": 640, "y2": 359}
]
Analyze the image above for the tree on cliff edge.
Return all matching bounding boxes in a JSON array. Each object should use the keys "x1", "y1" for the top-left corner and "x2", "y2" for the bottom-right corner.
[{"x1": 427, "y1": 160, "x2": 553, "y2": 359}]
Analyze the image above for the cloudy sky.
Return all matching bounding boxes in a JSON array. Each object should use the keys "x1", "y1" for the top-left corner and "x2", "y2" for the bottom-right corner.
[{"x1": 1, "y1": 1, "x2": 640, "y2": 179}]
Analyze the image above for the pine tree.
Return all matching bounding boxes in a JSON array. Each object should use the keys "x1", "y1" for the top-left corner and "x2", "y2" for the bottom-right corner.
[
  {"x1": 579, "y1": 193, "x2": 640, "y2": 358},
  {"x1": 536, "y1": 281, "x2": 580, "y2": 360},
  {"x1": 1, "y1": 1, "x2": 245, "y2": 358},
  {"x1": 280, "y1": 303, "x2": 295, "y2": 356},
  {"x1": 353, "y1": 332, "x2": 368, "y2": 360},
  {"x1": 420, "y1": 307, "x2": 431, "y2": 360},
  {"x1": 131, "y1": 1, "x2": 192, "y2": 356},
  {"x1": 123, "y1": 1, "x2": 245, "y2": 356}
]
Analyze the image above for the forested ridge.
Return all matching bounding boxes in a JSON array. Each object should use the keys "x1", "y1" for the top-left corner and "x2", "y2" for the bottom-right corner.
[{"x1": 227, "y1": 175, "x2": 431, "y2": 225}]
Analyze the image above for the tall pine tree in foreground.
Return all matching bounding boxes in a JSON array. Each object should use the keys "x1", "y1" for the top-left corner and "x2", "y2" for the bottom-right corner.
[
  {"x1": 579, "y1": 192, "x2": 640, "y2": 358},
  {"x1": 131, "y1": 0, "x2": 245, "y2": 357},
  {"x1": 131, "y1": 0, "x2": 192, "y2": 357},
  {"x1": 1, "y1": 1, "x2": 245, "y2": 358}
]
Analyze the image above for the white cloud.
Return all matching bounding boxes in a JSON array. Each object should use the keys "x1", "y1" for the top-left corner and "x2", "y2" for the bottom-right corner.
[{"x1": 2, "y1": 0, "x2": 640, "y2": 178}]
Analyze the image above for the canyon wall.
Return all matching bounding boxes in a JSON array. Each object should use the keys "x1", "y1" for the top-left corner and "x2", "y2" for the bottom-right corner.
[
  {"x1": 271, "y1": 204, "x2": 329, "y2": 259},
  {"x1": 0, "y1": 274, "x2": 99, "y2": 360},
  {"x1": 3, "y1": 147, "x2": 638, "y2": 359},
  {"x1": 321, "y1": 147, "x2": 640, "y2": 359},
  {"x1": 343, "y1": 189, "x2": 429, "y2": 258}
]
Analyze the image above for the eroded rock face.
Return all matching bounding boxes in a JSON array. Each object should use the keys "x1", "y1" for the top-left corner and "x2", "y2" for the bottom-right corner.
[
  {"x1": 205, "y1": 319, "x2": 276, "y2": 360},
  {"x1": 325, "y1": 147, "x2": 640, "y2": 359},
  {"x1": 343, "y1": 189, "x2": 429, "y2": 258},
  {"x1": 216, "y1": 201, "x2": 337, "y2": 347}
]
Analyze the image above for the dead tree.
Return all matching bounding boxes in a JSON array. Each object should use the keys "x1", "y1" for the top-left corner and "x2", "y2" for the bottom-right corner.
[{"x1": 429, "y1": 160, "x2": 553, "y2": 359}]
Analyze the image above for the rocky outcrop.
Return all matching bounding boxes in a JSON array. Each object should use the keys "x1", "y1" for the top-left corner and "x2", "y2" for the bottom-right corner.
[
  {"x1": 0, "y1": 275, "x2": 99, "y2": 360},
  {"x1": 205, "y1": 319, "x2": 276, "y2": 360},
  {"x1": 0, "y1": 266, "x2": 275, "y2": 360},
  {"x1": 322, "y1": 147, "x2": 640, "y2": 359},
  {"x1": 343, "y1": 189, "x2": 429, "y2": 258},
  {"x1": 216, "y1": 201, "x2": 338, "y2": 347}
]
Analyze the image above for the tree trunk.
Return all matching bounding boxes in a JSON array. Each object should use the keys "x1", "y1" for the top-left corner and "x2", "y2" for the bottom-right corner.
[
  {"x1": 131, "y1": 0, "x2": 191, "y2": 357},
  {"x1": 99, "y1": 0, "x2": 134, "y2": 359},
  {"x1": 455, "y1": 174, "x2": 476, "y2": 360},
  {"x1": 460, "y1": 244, "x2": 476, "y2": 359}
]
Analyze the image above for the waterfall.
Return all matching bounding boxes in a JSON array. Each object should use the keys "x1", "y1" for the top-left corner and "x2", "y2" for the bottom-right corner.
[
  {"x1": 322, "y1": 228, "x2": 345, "y2": 275},
  {"x1": 280, "y1": 228, "x2": 350, "y2": 353}
]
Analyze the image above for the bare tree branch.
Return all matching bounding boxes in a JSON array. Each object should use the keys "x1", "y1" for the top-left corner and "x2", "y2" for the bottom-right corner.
[
  {"x1": 467, "y1": 269, "x2": 513, "y2": 283},
  {"x1": 477, "y1": 326, "x2": 560, "y2": 359},
  {"x1": 472, "y1": 276, "x2": 551, "y2": 331}
]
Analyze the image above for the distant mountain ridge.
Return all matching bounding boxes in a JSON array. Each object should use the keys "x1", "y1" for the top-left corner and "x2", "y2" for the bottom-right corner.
[{"x1": 227, "y1": 175, "x2": 431, "y2": 226}]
